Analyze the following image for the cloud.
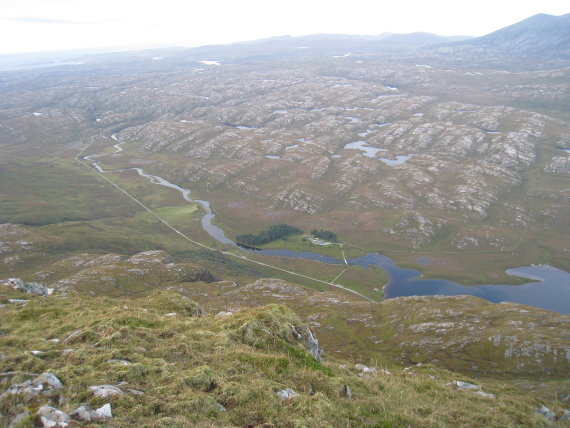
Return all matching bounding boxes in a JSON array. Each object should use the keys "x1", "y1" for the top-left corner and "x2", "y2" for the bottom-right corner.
[{"x1": 10, "y1": 17, "x2": 82, "y2": 24}]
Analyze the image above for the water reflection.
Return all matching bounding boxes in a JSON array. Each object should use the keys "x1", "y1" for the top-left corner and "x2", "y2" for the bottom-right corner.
[{"x1": 349, "y1": 254, "x2": 570, "y2": 314}]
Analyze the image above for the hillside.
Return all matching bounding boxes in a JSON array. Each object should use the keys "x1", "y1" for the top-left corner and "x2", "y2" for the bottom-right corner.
[
  {"x1": 462, "y1": 13, "x2": 570, "y2": 56},
  {"x1": 1, "y1": 284, "x2": 567, "y2": 427},
  {"x1": 1, "y1": 12, "x2": 570, "y2": 427}
]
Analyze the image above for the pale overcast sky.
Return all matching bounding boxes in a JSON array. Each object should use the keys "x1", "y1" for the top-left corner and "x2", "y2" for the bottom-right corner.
[{"x1": 0, "y1": 0, "x2": 568, "y2": 55}]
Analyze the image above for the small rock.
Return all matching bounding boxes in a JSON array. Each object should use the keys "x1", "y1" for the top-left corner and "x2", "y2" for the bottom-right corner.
[
  {"x1": 304, "y1": 327, "x2": 323, "y2": 362},
  {"x1": 449, "y1": 380, "x2": 479, "y2": 390},
  {"x1": 30, "y1": 350, "x2": 45, "y2": 356},
  {"x1": 127, "y1": 388, "x2": 145, "y2": 396},
  {"x1": 37, "y1": 405, "x2": 71, "y2": 427},
  {"x1": 475, "y1": 391, "x2": 496, "y2": 399},
  {"x1": 276, "y1": 388, "x2": 297, "y2": 399},
  {"x1": 90, "y1": 403, "x2": 112, "y2": 422},
  {"x1": 8, "y1": 278, "x2": 24, "y2": 291},
  {"x1": 70, "y1": 406, "x2": 91, "y2": 422},
  {"x1": 216, "y1": 311, "x2": 233, "y2": 316},
  {"x1": 89, "y1": 385, "x2": 124, "y2": 398},
  {"x1": 342, "y1": 385, "x2": 352, "y2": 399},
  {"x1": 164, "y1": 312, "x2": 177, "y2": 317},
  {"x1": 7, "y1": 299, "x2": 29, "y2": 304},
  {"x1": 107, "y1": 359, "x2": 130, "y2": 365},
  {"x1": 380, "y1": 369, "x2": 391, "y2": 375},
  {"x1": 37, "y1": 373, "x2": 64, "y2": 390},
  {"x1": 560, "y1": 409, "x2": 570, "y2": 421},
  {"x1": 536, "y1": 405, "x2": 556, "y2": 421},
  {"x1": 355, "y1": 364, "x2": 376, "y2": 373},
  {"x1": 61, "y1": 349, "x2": 74, "y2": 356},
  {"x1": 214, "y1": 402, "x2": 227, "y2": 412}
]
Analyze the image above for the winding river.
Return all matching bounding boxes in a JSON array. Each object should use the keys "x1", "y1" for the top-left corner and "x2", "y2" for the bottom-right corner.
[{"x1": 85, "y1": 136, "x2": 570, "y2": 314}]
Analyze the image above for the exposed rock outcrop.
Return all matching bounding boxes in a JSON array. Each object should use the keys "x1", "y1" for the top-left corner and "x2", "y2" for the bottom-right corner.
[
  {"x1": 8, "y1": 278, "x2": 49, "y2": 297},
  {"x1": 0, "y1": 373, "x2": 63, "y2": 401}
]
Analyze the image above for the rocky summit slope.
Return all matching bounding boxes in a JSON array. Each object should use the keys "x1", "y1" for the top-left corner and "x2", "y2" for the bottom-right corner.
[
  {"x1": 2, "y1": 250, "x2": 570, "y2": 382},
  {"x1": 1, "y1": 282, "x2": 568, "y2": 427},
  {"x1": 204, "y1": 279, "x2": 570, "y2": 378}
]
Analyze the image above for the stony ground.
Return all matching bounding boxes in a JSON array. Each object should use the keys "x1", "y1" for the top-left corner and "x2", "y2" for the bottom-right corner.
[{"x1": 1, "y1": 282, "x2": 567, "y2": 427}]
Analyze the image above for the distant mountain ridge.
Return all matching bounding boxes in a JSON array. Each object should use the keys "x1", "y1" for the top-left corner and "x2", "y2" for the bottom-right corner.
[
  {"x1": 177, "y1": 32, "x2": 471, "y2": 59},
  {"x1": 177, "y1": 13, "x2": 570, "y2": 68},
  {"x1": 1, "y1": 12, "x2": 568, "y2": 71}
]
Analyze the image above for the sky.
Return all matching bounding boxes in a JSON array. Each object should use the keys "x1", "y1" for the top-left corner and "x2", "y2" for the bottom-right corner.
[{"x1": 0, "y1": 0, "x2": 568, "y2": 55}]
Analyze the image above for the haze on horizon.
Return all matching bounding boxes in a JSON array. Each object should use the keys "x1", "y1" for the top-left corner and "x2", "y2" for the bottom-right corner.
[{"x1": 0, "y1": 0, "x2": 568, "y2": 56}]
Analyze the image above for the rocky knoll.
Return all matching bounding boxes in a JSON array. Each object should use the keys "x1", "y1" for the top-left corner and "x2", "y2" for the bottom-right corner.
[
  {"x1": 178, "y1": 278, "x2": 570, "y2": 379},
  {"x1": 378, "y1": 295, "x2": 570, "y2": 376},
  {"x1": 33, "y1": 250, "x2": 219, "y2": 296}
]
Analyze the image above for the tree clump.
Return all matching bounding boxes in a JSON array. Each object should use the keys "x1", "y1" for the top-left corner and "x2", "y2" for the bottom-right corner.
[
  {"x1": 236, "y1": 224, "x2": 302, "y2": 247},
  {"x1": 311, "y1": 229, "x2": 338, "y2": 242}
]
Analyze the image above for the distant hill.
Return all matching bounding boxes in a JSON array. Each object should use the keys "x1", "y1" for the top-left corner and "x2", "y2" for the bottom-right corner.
[
  {"x1": 226, "y1": 32, "x2": 470, "y2": 53},
  {"x1": 377, "y1": 32, "x2": 461, "y2": 48}
]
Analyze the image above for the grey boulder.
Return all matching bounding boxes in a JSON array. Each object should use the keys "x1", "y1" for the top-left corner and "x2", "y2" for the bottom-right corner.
[
  {"x1": 37, "y1": 405, "x2": 70, "y2": 427},
  {"x1": 89, "y1": 384, "x2": 124, "y2": 398}
]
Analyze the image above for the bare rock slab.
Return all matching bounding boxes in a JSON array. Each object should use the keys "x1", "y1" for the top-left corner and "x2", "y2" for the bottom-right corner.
[
  {"x1": 89, "y1": 384, "x2": 124, "y2": 398},
  {"x1": 276, "y1": 388, "x2": 297, "y2": 399}
]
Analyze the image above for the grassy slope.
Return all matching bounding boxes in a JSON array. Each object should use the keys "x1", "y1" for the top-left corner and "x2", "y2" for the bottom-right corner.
[{"x1": 0, "y1": 287, "x2": 558, "y2": 428}]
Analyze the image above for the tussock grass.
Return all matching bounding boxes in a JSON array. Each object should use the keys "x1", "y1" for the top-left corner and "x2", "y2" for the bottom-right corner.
[{"x1": 0, "y1": 287, "x2": 555, "y2": 427}]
